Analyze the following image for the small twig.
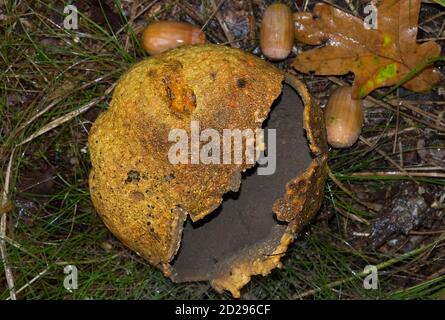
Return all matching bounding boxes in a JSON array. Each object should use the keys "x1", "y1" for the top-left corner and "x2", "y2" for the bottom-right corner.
[
  {"x1": 334, "y1": 205, "x2": 370, "y2": 225},
  {"x1": 396, "y1": 100, "x2": 445, "y2": 105},
  {"x1": 392, "y1": 100, "x2": 444, "y2": 125},
  {"x1": 328, "y1": 169, "x2": 380, "y2": 212},
  {"x1": 19, "y1": 175, "x2": 57, "y2": 193},
  {"x1": 54, "y1": 253, "x2": 122, "y2": 266},
  {"x1": 410, "y1": 230, "x2": 445, "y2": 235},
  {"x1": 16, "y1": 73, "x2": 116, "y2": 135},
  {"x1": 342, "y1": 0, "x2": 358, "y2": 15},
  {"x1": 200, "y1": 0, "x2": 225, "y2": 32},
  {"x1": 420, "y1": 11, "x2": 445, "y2": 25},
  {"x1": 0, "y1": 235, "x2": 41, "y2": 261},
  {"x1": 402, "y1": 166, "x2": 445, "y2": 171},
  {"x1": 177, "y1": 1, "x2": 225, "y2": 44},
  {"x1": 392, "y1": 103, "x2": 400, "y2": 154},
  {"x1": 371, "y1": 96, "x2": 445, "y2": 132},
  {"x1": 352, "y1": 232, "x2": 370, "y2": 237},
  {"x1": 207, "y1": 0, "x2": 236, "y2": 47},
  {"x1": 418, "y1": 37, "x2": 445, "y2": 42},
  {"x1": 16, "y1": 83, "x2": 115, "y2": 147},
  {"x1": 124, "y1": 0, "x2": 140, "y2": 51},
  {"x1": 398, "y1": 141, "x2": 404, "y2": 167},
  {"x1": 366, "y1": 127, "x2": 417, "y2": 143},
  {"x1": 6, "y1": 267, "x2": 50, "y2": 300},
  {"x1": 425, "y1": 267, "x2": 445, "y2": 281},
  {"x1": 359, "y1": 136, "x2": 417, "y2": 183},
  {"x1": 0, "y1": 149, "x2": 17, "y2": 300},
  {"x1": 293, "y1": 234, "x2": 445, "y2": 299},
  {"x1": 219, "y1": 36, "x2": 249, "y2": 46},
  {"x1": 349, "y1": 171, "x2": 445, "y2": 178}
]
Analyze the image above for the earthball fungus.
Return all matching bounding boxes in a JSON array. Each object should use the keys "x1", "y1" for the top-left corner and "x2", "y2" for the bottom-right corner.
[{"x1": 88, "y1": 44, "x2": 328, "y2": 297}]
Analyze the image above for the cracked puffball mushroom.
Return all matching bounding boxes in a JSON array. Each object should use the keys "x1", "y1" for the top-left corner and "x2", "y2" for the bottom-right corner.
[
  {"x1": 324, "y1": 85, "x2": 364, "y2": 148},
  {"x1": 142, "y1": 21, "x2": 206, "y2": 55},
  {"x1": 88, "y1": 45, "x2": 328, "y2": 298}
]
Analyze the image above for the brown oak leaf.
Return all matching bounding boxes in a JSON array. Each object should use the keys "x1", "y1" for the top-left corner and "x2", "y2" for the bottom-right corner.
[{"x1": 292, "y1": 0, "x2": 442, "y2": 98}]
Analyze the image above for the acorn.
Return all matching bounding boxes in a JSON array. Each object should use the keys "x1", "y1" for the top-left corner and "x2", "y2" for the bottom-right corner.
[
  {"x1": 142, "y1": 21, "x2": 206, "y2": 55},
  {"x1": 260, "y1": 3, "x2": 294, "y2": 61},
  {"x1": 324, "y1": 85, "x2": 363, "y2": 148}
]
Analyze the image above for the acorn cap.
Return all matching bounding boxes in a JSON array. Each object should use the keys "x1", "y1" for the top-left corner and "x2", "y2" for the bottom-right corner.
[{"x1": 89, "y1": 44, "x2": 328, "y2": 297}]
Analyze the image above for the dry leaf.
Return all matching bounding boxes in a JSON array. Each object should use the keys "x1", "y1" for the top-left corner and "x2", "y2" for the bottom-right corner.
[{"x1": 293, "y1": 0, "x2": 442, "y2": 98}]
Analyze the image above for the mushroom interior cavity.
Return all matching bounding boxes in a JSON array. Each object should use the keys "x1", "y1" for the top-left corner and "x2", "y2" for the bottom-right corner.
[{"x1": 171, "y1": 83, "x2": 313, "y2": 281}]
